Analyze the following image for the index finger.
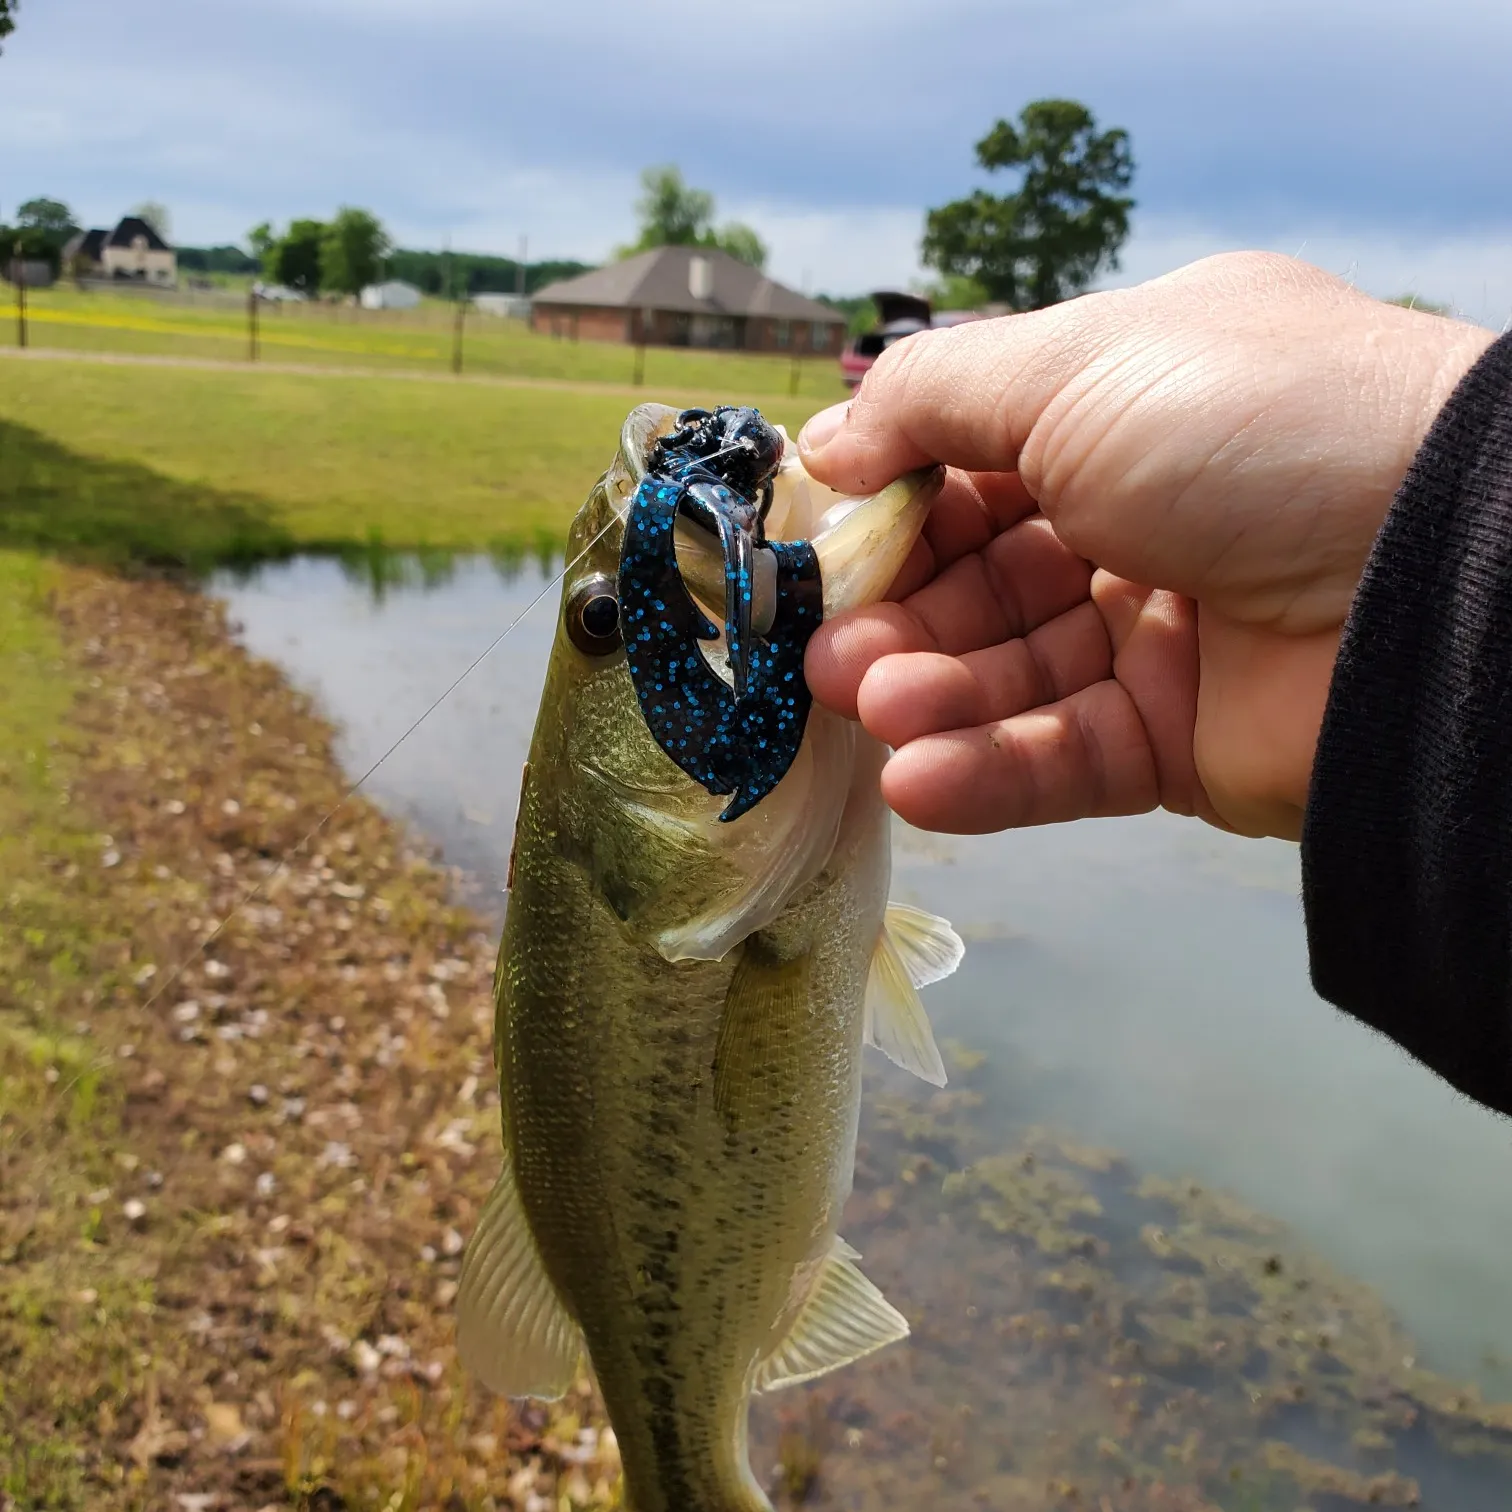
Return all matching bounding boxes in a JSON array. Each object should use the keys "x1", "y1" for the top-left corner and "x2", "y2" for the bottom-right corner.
[{"x1": 797, "y1": 297, "x2": 1116, "y2": 496}]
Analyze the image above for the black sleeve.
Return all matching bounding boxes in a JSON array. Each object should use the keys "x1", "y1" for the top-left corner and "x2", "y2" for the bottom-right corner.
[{"x1": 1302, "y1": 328, "x2": 1512, "y2": 1118}]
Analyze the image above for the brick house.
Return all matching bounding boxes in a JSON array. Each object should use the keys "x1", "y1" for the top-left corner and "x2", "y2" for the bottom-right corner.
[
  {"x1": 530, "y1": 245, "x2": 846, "y2": 356},
  {"x1": 64, "y1": 216, "x2": 177, "y2": 286}
]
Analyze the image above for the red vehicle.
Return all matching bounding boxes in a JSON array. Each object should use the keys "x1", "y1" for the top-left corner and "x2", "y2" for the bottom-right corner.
[{"x1": 838, "y1": 290, "x2": 982, "y2": 390}]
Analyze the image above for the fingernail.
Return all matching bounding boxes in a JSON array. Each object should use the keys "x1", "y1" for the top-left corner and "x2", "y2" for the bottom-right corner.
[{"x1": 798, "y1": 401, "x2": 848, "y2": 456}]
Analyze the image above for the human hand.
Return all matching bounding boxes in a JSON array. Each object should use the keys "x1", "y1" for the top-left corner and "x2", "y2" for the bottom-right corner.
[{"x1": 800, "y1": 252, "x2": 1494, "y2": 840}]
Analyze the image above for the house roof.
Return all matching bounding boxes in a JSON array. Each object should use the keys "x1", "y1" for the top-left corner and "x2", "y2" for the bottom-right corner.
[
  {"x1": 531, "y1": 245, "x2": 843, "y2": 324},
  {"x1": 63, "y1": 228, "x2": 107, "y2": 263},
  {"x1": 105, "y1": 216, "x2": 171, "y2": 252}
]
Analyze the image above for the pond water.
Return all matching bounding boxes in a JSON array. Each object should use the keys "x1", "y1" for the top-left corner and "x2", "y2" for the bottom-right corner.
[{"x1": 213, "y1": 552, "x2": 1512, "y2": 1509}]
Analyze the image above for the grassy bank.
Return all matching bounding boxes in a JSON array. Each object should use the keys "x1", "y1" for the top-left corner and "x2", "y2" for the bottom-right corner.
[
  {"x1": 11, "y1": 286, "x2": 850, "y2": 402},
  {"x1": 0, "y1": 357, "x2": 822, "y2": 571},
  {"x1": 0, "y1": 556, "x2": 620, "y2": 1509}
]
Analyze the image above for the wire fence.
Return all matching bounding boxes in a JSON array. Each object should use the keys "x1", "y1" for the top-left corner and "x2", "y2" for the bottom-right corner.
[{"x1": 3, "y1": 276, "x2": 852, "y2": 401}]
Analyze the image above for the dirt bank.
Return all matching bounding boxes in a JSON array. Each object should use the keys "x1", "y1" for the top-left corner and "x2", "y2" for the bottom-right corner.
[{"x1": 0, "y1": 567, "x2": 616, "y2": 1511}]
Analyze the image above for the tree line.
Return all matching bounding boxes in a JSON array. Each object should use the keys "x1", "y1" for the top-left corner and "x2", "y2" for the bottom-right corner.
[{"x1": 246, "y1": 211, "x2": 590, "y2": 297}]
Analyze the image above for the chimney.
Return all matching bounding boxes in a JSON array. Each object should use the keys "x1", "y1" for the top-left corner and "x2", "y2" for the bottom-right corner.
[{"x1": 688, "y1": 254, "x2": 712, "y2": 301}]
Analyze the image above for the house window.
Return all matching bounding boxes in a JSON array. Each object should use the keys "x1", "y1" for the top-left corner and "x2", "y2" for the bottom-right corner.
[
  {"x1": 808, "y1": 322, "x2": 825, "y2": 351},
  {"x1": 774, "y1": 320, "x2": 791, "y2": 349}
]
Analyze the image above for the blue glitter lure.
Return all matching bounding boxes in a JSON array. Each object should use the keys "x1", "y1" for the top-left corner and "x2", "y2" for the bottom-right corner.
[{"x1": 618, "y1": 406, "x2": 823, "y2": 822}]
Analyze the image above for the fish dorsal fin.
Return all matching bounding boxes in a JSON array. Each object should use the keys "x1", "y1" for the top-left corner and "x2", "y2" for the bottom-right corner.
[
  {"x1": 862, "y1": 903, "x2": 961, "y2": 1089},
  {"x1": 456, "y1": 1149, "x2": 583, "y2": 1400},
  {"x1": 753, "y1": 1237, "x2": 910, "y2": 1394}
]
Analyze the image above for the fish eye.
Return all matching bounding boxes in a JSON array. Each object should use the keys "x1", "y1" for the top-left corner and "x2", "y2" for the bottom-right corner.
[{"x1": 566, "y1": 574, "x2": 622, "y2": 656}]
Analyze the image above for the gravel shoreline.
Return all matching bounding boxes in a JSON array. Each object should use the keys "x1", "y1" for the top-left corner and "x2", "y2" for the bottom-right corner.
[{"x1": 0, "y1": 567, "x2": 617, "y2": 1511}]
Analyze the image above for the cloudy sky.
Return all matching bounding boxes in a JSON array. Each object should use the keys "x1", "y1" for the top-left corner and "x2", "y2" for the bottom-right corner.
[{"x1": 4, "y1": 0, "x2": 1511, "y2": 322}]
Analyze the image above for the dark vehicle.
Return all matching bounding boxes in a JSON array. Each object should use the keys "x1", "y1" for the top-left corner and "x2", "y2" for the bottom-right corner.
[{"x1": 839, "y1": 290, "x2": 982, "y2": 390}]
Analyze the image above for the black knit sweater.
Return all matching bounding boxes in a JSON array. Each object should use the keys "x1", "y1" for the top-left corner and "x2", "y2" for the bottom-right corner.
[{"x1": 1303, "y1": 329, "x2": 1512, "y2": 1118}]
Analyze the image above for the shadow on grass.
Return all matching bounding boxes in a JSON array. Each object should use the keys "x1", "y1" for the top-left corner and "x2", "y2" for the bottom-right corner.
[
  {"x1": 0, "y1": 420, "x2": 566, "y2": 593},
  {"x1": 0, "y1": 417, "x2": 297, "y2": 572}
]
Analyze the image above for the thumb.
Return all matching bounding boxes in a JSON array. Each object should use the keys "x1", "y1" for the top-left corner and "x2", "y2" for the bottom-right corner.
[{"x1": 797, "y1": 297, "x2": 1116, "y2": 495}]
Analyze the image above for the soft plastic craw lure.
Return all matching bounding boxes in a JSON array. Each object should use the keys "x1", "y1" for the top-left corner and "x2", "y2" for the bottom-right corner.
[{"x1": 617, "y1": 406, "x2": 823, "y2": 822}]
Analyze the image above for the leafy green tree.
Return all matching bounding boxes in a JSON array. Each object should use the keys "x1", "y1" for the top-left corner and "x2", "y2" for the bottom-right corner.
[
  {"x1": 1386, "y1": 293, "x2": 1451, "y2": 317},
  {"x1": 9, "y1": 197, "x2": 78, "y2": 272},
  {"x1": 269, "y1": 219, "x2": 326, "y2": 293},
  {"x1": 631, "y1": 165, "x2": 714, "y2": 249},
  {"x1": 131, "y1": 201, "x2": 172, "y2": 243},
  {"x1": 320, "y1": 207, "x2": 391, "y2": 295},
  {"x1": 713, "y1": 222, "x2": 767, "y2": 270},
  {"x1": 815, "y1": 294, "x2": 877, "y2": 336},
  {"x1": 0, "y1": 1, "x2": 17, "y2": 56},
  {"x1": 923, "y1": 99, "x2": 1134, "y2": 311},
  {"x1": 917, "y1": 272, "x2": 990, "y2": 311},
  {"x1": 16, "y1": 197, "x2": 77, "y2": 243},
  {"x1": 619, "y1": 165, "x2": 767, "y2": 268},
  {"x1": 247, "y1": 222, "x2": 276, "y2": 274}
]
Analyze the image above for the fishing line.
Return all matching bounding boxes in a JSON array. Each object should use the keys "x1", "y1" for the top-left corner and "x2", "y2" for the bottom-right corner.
[{"x1": 133, "y1": 506, "x2": 627, "y2": 1022}]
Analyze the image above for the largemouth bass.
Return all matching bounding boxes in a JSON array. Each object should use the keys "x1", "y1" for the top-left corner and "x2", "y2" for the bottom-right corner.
[{"x1": 457, "y1": 403, "x2": 962, "y2": 1512}]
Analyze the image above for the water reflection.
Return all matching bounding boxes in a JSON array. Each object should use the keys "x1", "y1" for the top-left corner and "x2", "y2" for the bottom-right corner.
[
  {"x1": 211, "y1": 554, "x2": 1512, "y2": 1507},
  {"x1": 213, "y1": 536, "x2": 565, "y2": 605}
]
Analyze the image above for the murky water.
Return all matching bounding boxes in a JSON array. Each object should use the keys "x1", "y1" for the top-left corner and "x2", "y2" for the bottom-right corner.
[{"x1": 213, "y1": 553, "x2": 1512, "y2": 1508}]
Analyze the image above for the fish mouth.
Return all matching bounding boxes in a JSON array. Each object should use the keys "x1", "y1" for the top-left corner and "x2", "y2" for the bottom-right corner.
[
  {"x1": 614, "y1": 403, "x2": 941, "y2": 821},
  {"x1": 617, "y1": 404, "x2": 944, "y2": 644}
]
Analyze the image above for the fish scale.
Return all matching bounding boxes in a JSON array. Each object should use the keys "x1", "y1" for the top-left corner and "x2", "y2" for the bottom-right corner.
[{"x1": 456, "y1": 404, "x2": 961, "y2": 1512}]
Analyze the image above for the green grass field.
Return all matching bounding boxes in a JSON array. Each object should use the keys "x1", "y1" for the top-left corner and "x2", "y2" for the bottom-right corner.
[
  {"x1": 0, "y1": 356, "x2": 824, "y2": 570},
  {"x1": 10, "y1": 286, "x2": 850, "y2": 401}
]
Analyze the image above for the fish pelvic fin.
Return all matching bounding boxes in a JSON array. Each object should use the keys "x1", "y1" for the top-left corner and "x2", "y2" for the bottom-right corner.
[
  {"x1": 455, "y1": 1148, "x2": 583, "y2": 1400},
  {"x1": 862, "y1": 902, "x2": 963, "y2": 1088},
  {"x1": 752, "y1": 1236, "x2": 909, "y2": 1394}
]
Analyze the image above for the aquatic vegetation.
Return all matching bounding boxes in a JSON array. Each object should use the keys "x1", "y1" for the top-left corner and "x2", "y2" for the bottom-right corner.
[{"x1": 747, "y1": 1051, "x2": 1512, "y2": 1510}]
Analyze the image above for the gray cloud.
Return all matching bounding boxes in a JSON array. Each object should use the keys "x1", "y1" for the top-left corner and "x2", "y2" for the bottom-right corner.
[{"x1": 3, "y1": 0, "x2": 1509, "y2": 296}]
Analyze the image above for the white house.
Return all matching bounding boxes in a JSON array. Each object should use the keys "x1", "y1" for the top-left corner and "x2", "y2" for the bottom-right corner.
[
  {"x1": 64, "y1": 217, "x2": 177, "y2": 286},
  {"x1": 472, "y1": 293, "x2": 531, "y2": 319},
  {"x1": 360, "y1": 279, "x2": 422, "y2": 311}
]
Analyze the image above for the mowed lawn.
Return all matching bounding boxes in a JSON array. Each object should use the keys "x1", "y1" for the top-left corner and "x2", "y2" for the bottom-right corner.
[
  {"x1": 0, "y1": 356, "x2": 825, "y2": 569},
  {"x1": 15, "y1": 286, "x2": 852, "y2": 402}
]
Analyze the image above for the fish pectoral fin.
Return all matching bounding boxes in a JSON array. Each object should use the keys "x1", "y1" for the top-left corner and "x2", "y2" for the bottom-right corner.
[
  {"x1": 884, "y1": 902, "x2": 966, "y2": 988},
  {"x1": 862, "y1": 903, "x2": 961, "y2": 1089},
  {"x1": 455, "y1": 1150, "x2": 583, "y2": 1400},
  {"x1": 753, "y1": 1237, "x2": 909, "y2": 1394}
]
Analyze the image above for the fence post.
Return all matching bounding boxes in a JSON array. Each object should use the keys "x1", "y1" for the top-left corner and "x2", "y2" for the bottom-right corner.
[
  {"x1": 247, "y1": 289, "x2": 259, "y2": 361},
  {"x1": 15, "y1": 259, "x2": 28, "y2": 350},
  {"x1": 452, "y1": 294, "x2": 465, "y2": 376}
]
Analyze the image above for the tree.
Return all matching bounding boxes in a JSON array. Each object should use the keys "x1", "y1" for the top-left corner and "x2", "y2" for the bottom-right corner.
[
  {"x1": 247, "y1": 222, "x2": 276, "y2": 274},
  {"x1": 922, "y1": 99, "x2": 1134, "y2": 311},
  {"x1": 16, "y1": 197, "x2": 77, "y2": 243},
  {"x1": 713, "y1": 222, "x2": 767, "y2": 271},
  {"x1": 11, "y1": 197, "x2": 78, "y2": 271},
  {"x1": 0, "y1": 1, "x2": 17, "y2": 56},
  {"x1": 916, "y1": 272, "x2": 990, "y2": 312},
  {"x1": 320, "y1": 207, "x2": 390, "y2": 295},
  {"x1": 131, "y1": 201, "x2": 172, "y2": 243},
  {"x1": 1386, "y1": 293, "x2": 1451, "y2": 317},
  {"x1": 269, "y1": 219, "x2": 326, "y2": 293},
  {"x1": 619, "y1": 165, "x2": 768, "y2": 268},
  {"x1": 632, "y1": 165, "x2": 714, "y2": 249}
]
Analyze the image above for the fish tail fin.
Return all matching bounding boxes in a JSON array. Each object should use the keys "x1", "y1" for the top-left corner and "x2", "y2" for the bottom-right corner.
[{"x1": 863, "y1": 902, "x2": 964, "y2": 1087}]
